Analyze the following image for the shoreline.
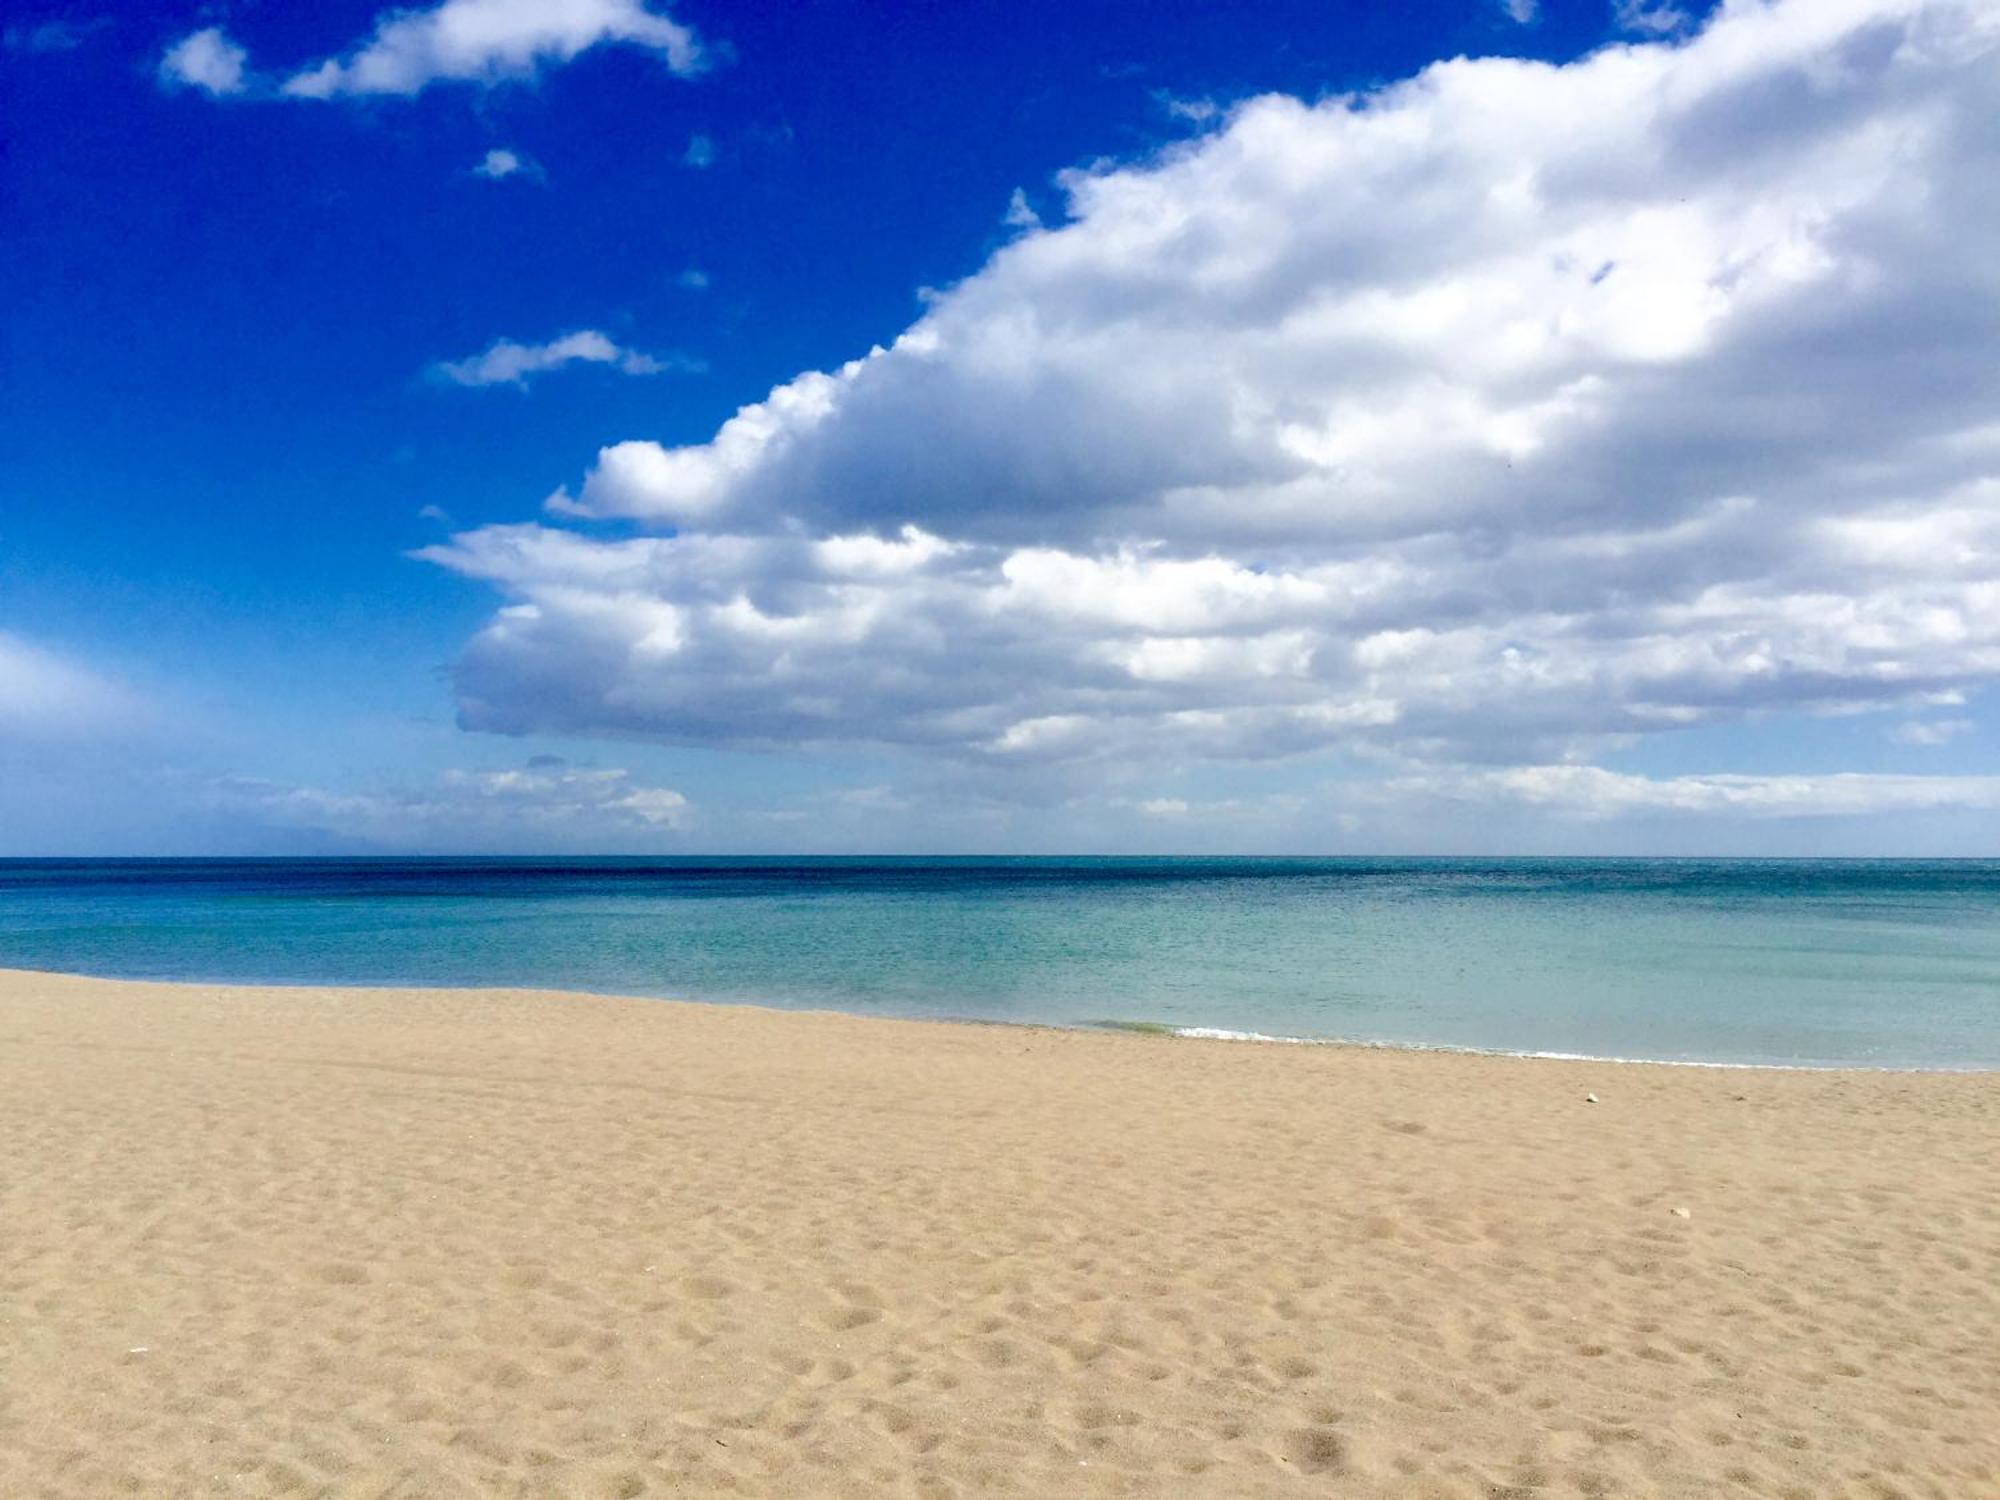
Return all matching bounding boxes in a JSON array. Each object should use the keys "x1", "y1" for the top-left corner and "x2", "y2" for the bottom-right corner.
[
  {"x1": 3, "y1": 963, "x2": 1990, "y2": 1075},
  {"x1": 3, "y1": 965, "x2": 1995, "y2": 1497}
]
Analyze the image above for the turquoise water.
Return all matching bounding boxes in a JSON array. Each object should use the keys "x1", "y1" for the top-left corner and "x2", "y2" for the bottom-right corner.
[{"x1": 1, "y1": 858, "x2": 1996, "y2": 1068}]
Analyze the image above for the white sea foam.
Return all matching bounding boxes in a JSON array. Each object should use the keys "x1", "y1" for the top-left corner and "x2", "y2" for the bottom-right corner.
[{"x1": 1156, "y1": 1025, "x2": 1979, "y2": 1073}]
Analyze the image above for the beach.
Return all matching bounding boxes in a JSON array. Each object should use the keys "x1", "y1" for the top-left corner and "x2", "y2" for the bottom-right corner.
[{"x1": 1, "y1": 968, "x2": 1994, "y2": 1498}]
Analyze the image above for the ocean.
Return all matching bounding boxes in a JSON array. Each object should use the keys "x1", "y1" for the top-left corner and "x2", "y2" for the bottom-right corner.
[{"x1": 1, "y1": 857, "x2": 1995, "y2": 1068}]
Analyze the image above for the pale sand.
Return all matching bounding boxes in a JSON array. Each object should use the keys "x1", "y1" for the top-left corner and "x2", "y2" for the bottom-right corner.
[{"x1": 1, "y1": 970, "x2": 1995, "y2": 1499}]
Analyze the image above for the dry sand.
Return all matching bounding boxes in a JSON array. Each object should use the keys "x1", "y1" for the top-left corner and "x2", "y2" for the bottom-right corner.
[{"x1": 0, "y1": 968, "x2": 1994, "y2": 1499}]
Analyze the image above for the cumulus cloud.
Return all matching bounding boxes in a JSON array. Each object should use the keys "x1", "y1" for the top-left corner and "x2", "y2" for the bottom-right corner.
[
  {"x1": 472, "y1": 147, "x2": 541, "y2": 181},
  {"x1": 432, "y1": 330, "x2": 693, "y2": 388},
  {"x1": 158, "y1": 26, "x2": 247, "y2": 95},
  {"x1": 159, "y1": 0, "x2": 702, "y2": 105},
  {"x1": 682, "y1": 132, "x2": 716, "y2": 167},
  {"x1": 214, "y1": 761, "x2": 690, "y2": 849},
  {"x1": 1501, "y1": 0, "x2": 1541, "y2": 25},
  {"x1": 426, "y1": 0, "x2": 2000, "y2": 820}
]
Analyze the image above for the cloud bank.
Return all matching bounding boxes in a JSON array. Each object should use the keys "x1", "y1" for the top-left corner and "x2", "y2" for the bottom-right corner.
[
  {"x1": 212, "y1": 761, "x2": 690, "y2": 850},
  {"x1": 424, "y1": 0, "x2": 2000, "y2": 825},
  {"x1": 1388, "y1": 765, "x2": 2000, "y2": 819}
]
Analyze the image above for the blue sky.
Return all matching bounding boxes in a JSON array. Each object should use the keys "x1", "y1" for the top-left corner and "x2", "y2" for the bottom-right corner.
[{"x1": 3, "y1": 0, "x2": 1997, "y2": 854}]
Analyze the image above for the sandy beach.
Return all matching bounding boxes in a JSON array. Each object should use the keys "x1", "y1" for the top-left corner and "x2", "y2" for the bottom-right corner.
[{"x1": 0, "y1": 968, "x2": 1994, "y2": 1498}]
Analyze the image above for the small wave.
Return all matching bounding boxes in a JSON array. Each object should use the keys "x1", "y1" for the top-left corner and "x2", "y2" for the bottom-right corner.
[{"x1": 1140, "y1": 1024, "x2": 1982, "y2": 1072}]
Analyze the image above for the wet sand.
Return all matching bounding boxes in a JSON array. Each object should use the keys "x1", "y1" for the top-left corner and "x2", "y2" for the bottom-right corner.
[{"x1": 1, "y1": 967, "x2": 1994, "y2": 1497}]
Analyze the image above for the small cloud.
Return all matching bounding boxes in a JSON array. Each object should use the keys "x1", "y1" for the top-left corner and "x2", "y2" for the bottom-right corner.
[
  {"x1": 5, "y1": 17, "x2": 109, "y2": 53},
  {"x1": 1500, "y1": 0, "x2": 1540, "y2": 23},
  {"x1": 1003, "y1": 188, "x2": 1041, "y2": 231},
  {"x1": 1155, "y1": 92, "x2": 1220, "y2": 126},
  {"x1": 682, "y1": 132, "x2": 715, "y2": 168},
  {"x1": 1613, "y1": 0, "x2": 1689, "y2": 35},
  {"x1": 158, "y1": 0, "x2": 707, "y2": 106},
  {"x1": 418, "y1": 503, "x2": 453, "y2": 524},
  {"x1": 472, "y1": 147, "x2": 542, "y2": 182},
  {"x1": 1139, "y1": 797, "x2": 1189, "y2": 816},
  {"x1": 281, "y1": 0, "x2": 704, "y2": 100},
  {"x1": 742, "y1": 121, "x2": 794, "y2": 154},
  {"x1": 616, "y1": 789, "x2": 689, "y2": 826},
  {"x1": 158, "y1": 26, "x2": 248, "y2": 96},
  {"x1": 1890, "y1": 719, "x2": 1972, "y2": 747},
  {"x1": 675, "y1": 267, "x2": 711, "y2": 290},
  {"x1": 431, "y1": 330, "x2": 699, "y2": 389}
]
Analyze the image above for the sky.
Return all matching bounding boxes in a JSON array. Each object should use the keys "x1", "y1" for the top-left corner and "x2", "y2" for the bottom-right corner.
[{"x1": 2, "y1": 0, "x2": 1997, "y2": 856}]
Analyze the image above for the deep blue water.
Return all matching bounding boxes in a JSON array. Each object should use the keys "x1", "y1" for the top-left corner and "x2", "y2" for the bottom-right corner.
[{"x1": 2, "y1": 857, "x2": 1996, "y2": 1068}]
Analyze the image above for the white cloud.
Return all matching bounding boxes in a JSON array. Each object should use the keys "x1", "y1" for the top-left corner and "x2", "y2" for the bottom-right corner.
[
  {"x1": 676, "y1": 268, "x2": 711, "y2": 290},
  {"x1": 472, "y1": 147, "x2": 541, "y2": 181},
  {"x1": 283, "y1": 0, "x2": 702, "y2": 98},
  {"x1": 682, "y1": 132, "x2": 715, "y2": 167},
  {"x1": 433, "y1": 330, "x2": 692, "y2": 388},
  {"x1": 158, "y1": 26, "x2": 247, "y2": 96},
  {"x1": 214, "y1": 761, "x2": 690, "y2": 849},
  {"x1": 1614, "y1": 0, "x2": 1691, "y2": 34},
  {"x1": 1502, "y1": 0, "x2": 1541, "y2": 25},
  {"x1": 426, "y1": 0, "x2": 2000, "y2": 812},
  {"x1": 1156, "y1": 93, "x2": 1222, "y2": 125},
  {"x1": 158, "y1": 0, "x2": 703, "y2": 105},
  {"x1": 1003, "y1": 188, "x2": 1042, "y2": 230},
  {"x1": 1889, "y1": 717, "x2": 1972, "y2": 746}
]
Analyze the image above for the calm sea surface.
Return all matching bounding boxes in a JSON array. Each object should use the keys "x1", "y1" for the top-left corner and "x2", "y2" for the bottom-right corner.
[{"x1": 2, "y1": 858, "x2": 1996, "y2": 1068}]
